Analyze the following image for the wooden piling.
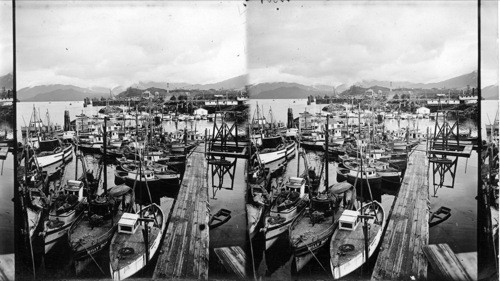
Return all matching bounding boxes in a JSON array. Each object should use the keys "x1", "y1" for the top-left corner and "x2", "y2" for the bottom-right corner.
[
  {"x1": 371, "y1": 143, "x2": 430, "y2": 280},
  {"x1": 63, "y1": 110, "x2": 70, "y2": 131},
  {"x1": 153, "y1": 144, "x2": 209, "y2": 279}
]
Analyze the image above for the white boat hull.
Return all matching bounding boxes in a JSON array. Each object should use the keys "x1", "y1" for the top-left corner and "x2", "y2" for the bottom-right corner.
[
  {"x1": 36, "y1": 145, "x2": 73, "y2": 168},
  {"x1": 264, "y1": 206, "x2": 300, "y2": 250},
  {"x1": 259, "y1": 142, "x2": 296, "y2": 165},
  {"x1": 44, "y1": 209, "x2": 79, "y2": 253}
]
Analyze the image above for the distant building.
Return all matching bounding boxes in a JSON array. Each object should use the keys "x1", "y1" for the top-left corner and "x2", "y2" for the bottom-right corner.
[
  {"x1": 194, "y1": 108, "x2": 208, "y2": 116},
  {"x1": 416, "y1": 107, "x2": 430, "y2": 115},
  {"x1": 142, "y1": 91, "x2": 153, "y2": 99}
]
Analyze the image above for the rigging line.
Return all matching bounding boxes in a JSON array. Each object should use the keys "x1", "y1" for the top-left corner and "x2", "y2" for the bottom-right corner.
[
  {"x1": 85, "y1": 246, "x2": 106, "y2": 275},
  {"x1": 306, "y1": 245, "x2": 329, "y2": 275}
]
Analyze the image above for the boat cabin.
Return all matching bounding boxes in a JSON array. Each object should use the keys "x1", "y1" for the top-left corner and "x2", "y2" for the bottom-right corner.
[
  {"x1": 339, "y1": 209, "x2": 359, "y2": 231},
  {"x1": 64, "y1": 180, "x2": 84, "y2": 202},
  {"x1": 128, "y1": 170, "x2": 156, "y2": 181},
  {"x1": 286, "y1": 177, "x2": 306, "y2": 198},
  {"x1": 117, "y1": 213, "x2": 140, "y2": 234}
]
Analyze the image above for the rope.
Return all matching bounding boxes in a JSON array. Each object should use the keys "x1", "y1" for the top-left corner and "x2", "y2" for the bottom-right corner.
[
  {"x1": 85, "y1": 246, "x2": 106, "y2": 275},
  {"x1": 306, "y1": 245, "x2": 329, "y2": 274}
]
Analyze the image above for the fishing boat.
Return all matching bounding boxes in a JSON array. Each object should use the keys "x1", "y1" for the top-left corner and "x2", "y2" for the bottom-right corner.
[
  {"x1": 329, "y1": 200, "x2": 386, "y2": 279},
  {"x1": 32, "y1": 138, "x2": 73, "y2": 168},
  {"x1": 370, "y1": 160, "x2": 402, "y2": 188},
  {"x1": 116, "y1": 160, "x2": 180, "y2": 187},
  {"x1": 44, "y1": 180, "x2": 86, "y2": 253},
  {"x1": 263, "y1": 176, "x2": 308, "y2": 250},
  {"x1": 336, "y1": 162, "x2": 382, "y2": 191},
  {"x1": 19, "y1": 167, "x2": 50, "y2": 262},
  {"x1": 289, "y1": 181, "x2": 355, "y2": 272},
  {"x1": 109, "y1": 203, "x2": 166, "y2": 281},
  {"x1": 257, "y1": 135, "x2": 296, "y2": 165},
  {"x1": 68, "y1": 185, "x2": 133, "y2": 261},
  {"x1": 246, "y1": 161, "x2": 272, "y2": 240}
]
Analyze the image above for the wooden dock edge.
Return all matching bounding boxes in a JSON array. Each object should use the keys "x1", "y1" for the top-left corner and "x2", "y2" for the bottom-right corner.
[
  {"x1": 422, "y1": 244, "x2": 474, "y2": 281},
  {"x1": 214, "y1": 246, "x2": 247, "y2": 279},
  {"x1": 0, "y1": 254, "x2": 14, "y2": 281}
]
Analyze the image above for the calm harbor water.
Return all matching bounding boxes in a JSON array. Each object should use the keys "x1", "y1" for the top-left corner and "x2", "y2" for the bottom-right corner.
[
  {"x1": 250, "y1": 99, "x2": 478, "y2": 279},
  {"x1": 0, "y1": 152, "x2": 14, "y2": 254}
]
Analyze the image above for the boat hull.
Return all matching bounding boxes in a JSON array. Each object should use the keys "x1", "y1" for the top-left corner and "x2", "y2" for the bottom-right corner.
[
  {"x1": 330, "y1": 201, "x2": 385, "y2": 279},
  {"x1": 36, "y1": 145, "x2": 73, "y2": 168},
  {"x1": 109, "y1": 204, "x2": 165, "y2": 281},
  {"x1": 258, "y1": 142, "x2": 296, "y2": 165},
  {"x1": 44, "y1": 208, "x2": 82, "y2": 254}
]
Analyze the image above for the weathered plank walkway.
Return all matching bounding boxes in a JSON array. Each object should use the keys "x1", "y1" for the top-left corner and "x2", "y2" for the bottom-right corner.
[
  {"x1": 0, "y1": 254, "x2": 14, "y2": 281},
  {"x1": 214, "y1": 246, "x2": 247, "y2": 279},
  {"x1": 371, "y1": 143, "x2": 430, "y2": 280},
  {"x1": 153, "y1": 144, "x2": 210, "y2": 279},
  {"x1": 422, "y1": 244, "x2": 474, "y2": 281}
]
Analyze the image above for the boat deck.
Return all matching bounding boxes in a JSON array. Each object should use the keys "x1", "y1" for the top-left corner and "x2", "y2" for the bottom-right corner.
[
  {"x1": 69, "y1": 211, "x2": 122, "y2": 253},
  {"x1": 371, "y1": 143, "x2": 430, "y2": 280},
  {"x1": 153, "y1": 144, "x2": 210, "y2": 279},
  {"x1": 290, "y1": 210, "x2": 342, "y2": 249}
]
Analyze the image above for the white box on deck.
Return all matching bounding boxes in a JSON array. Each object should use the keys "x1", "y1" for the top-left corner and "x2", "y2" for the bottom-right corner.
[
  {"x1": 339, "y1": 209, "x2": 359, "y2": 231},
  {"x1": 118, "y1": 213, "x2": 140, "y2": 234}
]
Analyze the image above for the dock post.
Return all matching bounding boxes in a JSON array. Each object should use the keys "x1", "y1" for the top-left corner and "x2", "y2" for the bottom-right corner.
[
  {"x1": 64, "y1": 110, "x2": 70, "y2": 131},
  {"x1": 287, "y1": 108, "x2": 293, "y2": 128}
]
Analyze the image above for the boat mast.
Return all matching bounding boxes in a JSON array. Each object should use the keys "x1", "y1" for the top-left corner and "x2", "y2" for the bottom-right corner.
[
  {"x1": 103, "y1": 116, "x2": 108, "y2": 195},
  {"x1": 325, "y1": 114, "x2": 329, "y2": 189}
]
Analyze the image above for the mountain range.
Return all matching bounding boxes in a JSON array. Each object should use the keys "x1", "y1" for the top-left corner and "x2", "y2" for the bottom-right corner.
[
  {"x1": 482, "y1": 84, "x2": 499, "y2": 100},
  {"x1": 15, "y1": 74, "x2": 248, "y2": 101},
  {"x1": 0, "y1": 73, "x2": 13, "y2": 90},
  {"x1": 250, "y1": 71, "x2": 479, "y2": 99},
  {"x1": 4, "y1": 70, "x2": 486, "y2": 101}
]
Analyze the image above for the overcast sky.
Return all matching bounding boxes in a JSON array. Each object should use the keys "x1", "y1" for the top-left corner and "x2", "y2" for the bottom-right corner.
[
  {"x1": 16, "y1": 1, "x2": 247, "y2": 89},
  {"x1": 248, "y1": 1, "x2": 479, "y2": 86},
  {"x1": 0, "y1": 1, "x2": 12, "y2": 76},
  {"x1": 481, "y1": 0, "x2": 499, "y2": 87}
]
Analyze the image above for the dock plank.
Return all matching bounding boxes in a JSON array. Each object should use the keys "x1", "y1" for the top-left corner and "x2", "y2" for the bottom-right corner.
[
  {"x1": 0, "y1": 254, "x2": 14, "y2": 281},
  {"x1": 371, "y1": 143, "x2": 429, "y2": 280},
  {"x1": 154, "y1": 145, "x2": 209, "y2": 279},
  {"x1": 422, "y1": 244, "x2": 473, "y2": 281},
  {"x1": 456, "y1": 252, "x2": 477, "y2": 281},
  {"x1": 214, "y1": 246, "x2": 247, "y2": 279}
]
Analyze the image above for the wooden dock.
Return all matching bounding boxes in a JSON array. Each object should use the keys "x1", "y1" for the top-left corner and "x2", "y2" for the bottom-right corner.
[
  {"x1": 153, "y1": 144, "x2": 210, "y2": 279},
  {"x1": 372, "y1": 143, "x2": 430, "y2": 280},
  {"x1": 214, "y1": 246, "x2": 247, "y2": 279},
  {"x1": 0, "y1": 254, "x2": 14, "y2": 281},
  {"x1": 422, "y1": 244, "x2": 475, "y2": 281}
]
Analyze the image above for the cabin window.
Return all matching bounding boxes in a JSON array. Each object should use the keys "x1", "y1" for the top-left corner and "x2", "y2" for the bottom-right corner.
[
  {"x1": 120, "y1": 225, "x2": 132, "y2": 232},
  {"x1": 340, "y1": 222, "x2": 353, "y2": 229}
]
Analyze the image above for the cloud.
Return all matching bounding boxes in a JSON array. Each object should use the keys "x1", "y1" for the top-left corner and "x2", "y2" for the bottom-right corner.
[
  {"x1": 16, "y1": 1, "x2": 247, "y2": 88},
  {"x1": 0, "y1": 1, "x2": 13, "y2": 75},
  {"x1": 481, "y1": 0, "x2": 498, "y2": 86},
  {"x1": 247, "y1": 1, "x2": 478, "y2": 86}
]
